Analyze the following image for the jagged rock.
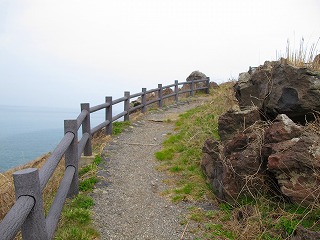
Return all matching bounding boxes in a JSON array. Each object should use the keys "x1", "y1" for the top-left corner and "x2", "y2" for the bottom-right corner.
[
  {"x1": 186, "y1": 70, "x2": 208, "y2": 93},
  {"x1": 201, "y1": 139, "x2": 224, "y2": 199},
  {"x1": 222, "y1": 124, "x2": 267, "y2": 201},
  {"x1": 210, "y1": 81, "x2": 219, "y2": 89},
  {"x1": 264, "y1": 114, "x2": 303, "y2": 143},
  {"x1": 292, "y1": 225, "x2": 320, "y2": 240},
  {"x1": 204, "y1": 112, "x2": 320, "y2": 205},
  {"x1": 186, "y1": 70, "x2": 207, "y2": 82},
  {"x1": 313, "y1": 54, "x2": 320, "y2": 66},
  {"x1": 260, "y1": 114, "x2": 320, "y2": 205},
  {"x1": 234, "y1": 60, "x2": 320, "y2": 123},
  {"x1": 202, "y1": 123, "x2": 267, "y2": 202},
  {"x1": 218, "y1": 107, "x2": 261, "y2": 141},
  {"x1": 203, "y1": 59, "x2": 320, "y2": 206}
]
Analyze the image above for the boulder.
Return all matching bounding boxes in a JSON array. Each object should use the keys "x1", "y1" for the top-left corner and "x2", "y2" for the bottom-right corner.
[
  {"x1": 313, "y1": 54, "x2": 320, "y2": 67},
  {"x1": 222, "y1": 128, "x2": 266, "y2": 201},
  {"x1": 186, "y1": 70, "x2": 208, "y2": 92},
  {"x1": 203, "y1": 58, "x2": 320, "y2": 206},
  {"x1": 234, "y1": 60, "x2": 320, "y2": 123},
  {"x1": 264, "y1": 116, "x2": 320, "y2": 205},
  {"x1": 202, "y1": 122, "x2": 268, "y2": 202},
  {"x1": 201, "y1": 139, "x2": 224, "y2": 200},
  {"x1": 292, "y1": 225, "x2": 320, "y2": 240},
  {"x1": 218, "y1": 107, "x2": 261, "y2": 141},
  {"x1": 186, "y1": 70, "x2": 207, "y2": 82},
  {"x1": 203, "y1": 112, "x2": 320, "y2": 206}
]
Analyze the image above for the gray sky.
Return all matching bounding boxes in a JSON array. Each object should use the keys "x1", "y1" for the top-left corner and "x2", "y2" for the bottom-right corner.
[{"x1": 0, "y1": 0, "x2": 319, "y2": 108}]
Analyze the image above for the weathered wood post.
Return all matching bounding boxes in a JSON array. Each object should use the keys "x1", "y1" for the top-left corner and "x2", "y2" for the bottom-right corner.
[
  {"x1": 105, "y1": 96, "x2": 113, "y2": 135},
  {"x1": 142, "y1": 88, "x2": 147, "y2": 113},
  {"x1": 190, "y1": 80, "x2": 195, "y2": 97},
  {"x1": 174, "y1": 80, "x2": 179, "y2": 103},
  {"x1": 64, "y1": 120, "x2": 79, "y2": 197},
  {"x1": 158, "y1": 84, "x2": 163, "y2": 108},
  {"x1": 13, "y1": 168, "x2": 48, "y2": 240},
  {"x1": 206, "y1": 77, "x2": 210, "y2": 94},
  {"x1": 124, "y1": 91, "x2": 130, "y2": 121},
  {"x1": 81, "y1": 103, "x2": 92, "y2": 156}
]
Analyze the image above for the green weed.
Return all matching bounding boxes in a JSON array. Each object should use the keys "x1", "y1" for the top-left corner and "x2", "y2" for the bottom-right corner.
[
  {"x1": 79, "y1": 177, "x2": 99, "y2": 192},
  {"x1": 155, "y1": 149, "x2": 174, "y2": 161},
  {"x1": 93, "y1": 155, "x2": 102, "y2": 165},
  {"x1": 112, "y1": 121, "x2": 131, "y2": 135},
  {"x1": 54, "y1": 193, "x2": 98, "y2": 239}
]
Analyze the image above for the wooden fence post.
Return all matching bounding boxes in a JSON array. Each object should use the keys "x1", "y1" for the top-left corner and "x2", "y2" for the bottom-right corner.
[
  {"x1": 13, "y1": 168, "x2": 48, "y2": 240},
  {"x1": 190, "y1": 80, "x2": 195, "y2": 97},
  {"x1": 64, "y1": 120, "x2": 78, "y2": 197},
  {"x1": 158, "y1": 84, "x2": 163, "y2": 108},
  {"x1": 124, "y1": 91, "x2": 130, "y2": 121},
  {"x1": 142, "y1": 88, "x2": 147, "y2": 113},
  {"x1": 206, "y1": 77, "x2": 210, "y2": 94},
  {"x1": 105, "y1": 96, "x2": 113, "y2": 135},
  {"x1": 81, "y1": 103, "x2": 92, "y2": 156},
  {"x1": 174, "y1": 80, "x2": 179, "y2": 103}
]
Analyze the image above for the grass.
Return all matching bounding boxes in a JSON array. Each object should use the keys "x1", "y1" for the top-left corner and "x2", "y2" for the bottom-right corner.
[
  {"x1": 112, "y1": 121, "x2": 131, "y2": 135},
  {"x1": 277, "y1": 37, "x2": 320, "y2": 70},
  {"x1": 154, "y1": 82, "x2": 320, "y2": 239},
  {"x1": 54, "y1": 154, "x2": 102, "y2": 239},
  {"x1": 155, "y1": 82, "x2": 236, "y2": 204},
  {"x1": 54, "y1": 194, "x2": 98, "y2": 240}
]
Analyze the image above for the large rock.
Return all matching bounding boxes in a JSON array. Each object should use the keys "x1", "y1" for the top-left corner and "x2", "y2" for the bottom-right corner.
[
  {"x1": 222, "y1": 124, "x2": 267, "y2": 202},
  {"x1": 186, "y1": 70, "x2": 208, "y2": 92},
  {"x1": 203, "y1": 58, "x2": 320, "y2": 206},
  {"x1": 203, "y1": 112, "x2": 320, "y2": 206},
  {"x1": 263, "y1": 115, "x2": 320, "y2": 205},
  {"x1": 292, "y1": 225, "x2": 320, "y2": 240},
  {"x1": 201, "y1": 139, "x2": 224, "y2": 200},
  {"x1": 235, "y1": 60, "x2": 320, "y2": 123},
  {"x1": 186, "y1": 70, "x2": 207, "y2": 82},
  {"x1": 202, "y1": 122, "x2": 267, "y2": 202},
  {"x1": 218, "y1": 107, "x2": 261, "y2": 141}
]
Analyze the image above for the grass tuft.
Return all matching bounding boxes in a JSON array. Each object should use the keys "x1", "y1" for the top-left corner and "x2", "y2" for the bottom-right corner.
[
  {"x1": 277, "y1": 37, "x2": 320, "y2": 70},
  {"x1": 112, "y1": 121, "x2": 131, "y2": 135}
]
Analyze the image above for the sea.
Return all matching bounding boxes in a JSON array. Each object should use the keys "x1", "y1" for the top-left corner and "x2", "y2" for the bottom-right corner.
[{"x1": 0, "y1": 105, "x2": 108, "y2": 172}]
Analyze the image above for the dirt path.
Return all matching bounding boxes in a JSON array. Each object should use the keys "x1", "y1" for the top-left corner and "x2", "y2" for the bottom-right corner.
[{"x1": 92, "y1": 97, "x2": 210, "y2": 240}]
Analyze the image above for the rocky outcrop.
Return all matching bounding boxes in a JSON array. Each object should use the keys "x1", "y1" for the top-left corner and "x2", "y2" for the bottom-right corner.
[
  {"x1": 201, "y1": 59, "x2": 320, "y2": 206},
  {"x1": 264, "y1": 115, "x2": 320, "y2": 205},
  {"x1": 218, "y1": 107, "x2": 261, "y2": 141},
  {"x1": 234, "y1": 59, "x2": 320, "y2": 123},
  {"x1": 184, "y1": 71, "x2": 209, "y2": 93},
  {"x1": 292, "y1": 225, "x2": 320, "y2": 240},
  {"x1": 186, "y1": 70, "x2": 207, "y2": 82}
]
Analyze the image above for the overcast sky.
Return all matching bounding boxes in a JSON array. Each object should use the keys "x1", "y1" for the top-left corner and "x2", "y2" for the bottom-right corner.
[{"x1": 0, "y1": 0, "x2": 319, "y2": 108}]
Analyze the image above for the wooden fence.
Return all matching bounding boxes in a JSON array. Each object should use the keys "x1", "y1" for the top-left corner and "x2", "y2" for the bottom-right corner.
[{"x1": 0, "y1": 78, "x2": 210, "y2": 240}]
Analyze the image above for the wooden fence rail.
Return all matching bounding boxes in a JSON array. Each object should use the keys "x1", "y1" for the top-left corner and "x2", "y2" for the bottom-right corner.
[{"x1": 0, "y1": 77, "x2": 210, "y2": 240}]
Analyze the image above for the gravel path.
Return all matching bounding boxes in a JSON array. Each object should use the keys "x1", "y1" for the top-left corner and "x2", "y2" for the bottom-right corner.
[{"x1": 92, "y1": 98, "x2": 209, "y2": 240}]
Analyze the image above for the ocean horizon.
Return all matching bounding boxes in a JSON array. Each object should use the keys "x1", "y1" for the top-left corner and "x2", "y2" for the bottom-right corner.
[{"x1": 0, "y1": 105, "x2": 107, "y2": 172}]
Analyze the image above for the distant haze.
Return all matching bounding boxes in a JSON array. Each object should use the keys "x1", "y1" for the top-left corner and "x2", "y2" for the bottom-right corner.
[{"x1": 0, "y1": 0, "x2": 319, "y2": 108}]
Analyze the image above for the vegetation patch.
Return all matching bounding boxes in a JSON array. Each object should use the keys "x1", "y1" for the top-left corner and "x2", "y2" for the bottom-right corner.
[
  {"x1": 54, "y1": 194, "x2": 98, "y2": 240},
  {"x1": 54, "y1": 155, "x2": 102, "y2": 239},
  {"x1": 155, "y1": 83, "x2": 235, "y2": 203},
  {"x1": 112, "y1": 121, "x2": 131, "y2": 135}
]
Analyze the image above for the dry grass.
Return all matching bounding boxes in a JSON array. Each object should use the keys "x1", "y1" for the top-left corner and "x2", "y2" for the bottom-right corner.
[
  {"x1": 277, "y1": 37, "x2": 320, "y2": 70},
  {"x1": 0, "y1": 153, "x2": 61, "y2": 219},
  {"x1": 0, "y1": 153, "x2": 66, "y2": 239}
]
